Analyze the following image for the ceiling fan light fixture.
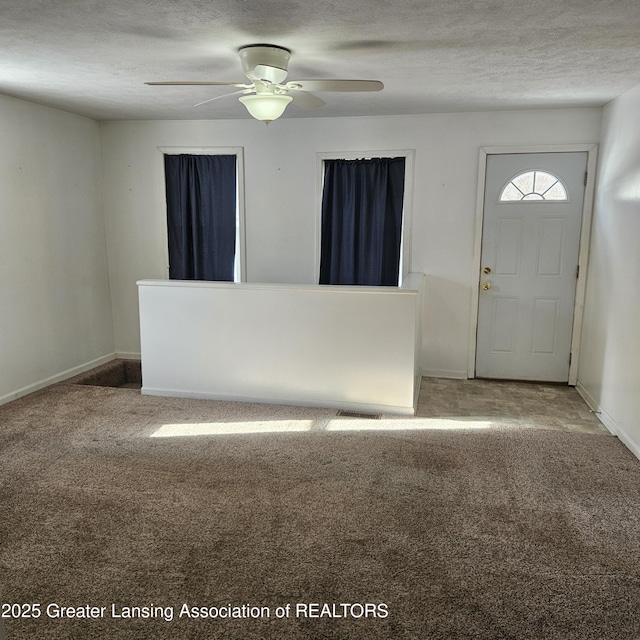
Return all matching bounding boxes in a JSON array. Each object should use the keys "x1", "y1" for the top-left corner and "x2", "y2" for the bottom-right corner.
[
  {"x1": 147, "y1": 44, "x2": 383, "y2": 120},
  {"x1": 239, "y1": 93, "x2": 293, "y2": 124},
  {"x1": 253, "y1": 64, "x2": 288, "y2": 85}
]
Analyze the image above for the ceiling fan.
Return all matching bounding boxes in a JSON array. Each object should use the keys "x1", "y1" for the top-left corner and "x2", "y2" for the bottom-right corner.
[{"x1": 145, "y1": 44, "x2": 384, "y2": 124}]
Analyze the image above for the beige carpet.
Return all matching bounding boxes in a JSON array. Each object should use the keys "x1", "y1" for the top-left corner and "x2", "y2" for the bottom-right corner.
[{"x1": 1, "y1": 378, "x2": 639, "y2": 639}]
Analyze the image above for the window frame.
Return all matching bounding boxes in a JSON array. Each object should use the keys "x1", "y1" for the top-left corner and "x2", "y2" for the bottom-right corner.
[
  {"x1": 158, "y1": 146, "x2": 246, "y2": 282},
  {"x1": 315, "y1": 149, "x2": 415, "y2": 286}
]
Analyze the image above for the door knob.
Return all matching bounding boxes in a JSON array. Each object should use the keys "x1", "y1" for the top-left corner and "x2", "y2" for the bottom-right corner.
[{"x1": 481, "y1": 282, "x2": 491, "y2": 291}]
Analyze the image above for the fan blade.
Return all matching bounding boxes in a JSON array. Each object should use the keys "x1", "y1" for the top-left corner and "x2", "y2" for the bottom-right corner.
[
  {"x1": 145, "y1": 81, "x2": 249, "y2": 87},
  {"x1": 194, "y1": 89, "x2": 252, "y2": 107},
  {"x1": 289, "y1": 90, "x2": 326, "y2": 108},
  {"x1": 285, "y1": 79, "x2": 383, "y2": 92}
]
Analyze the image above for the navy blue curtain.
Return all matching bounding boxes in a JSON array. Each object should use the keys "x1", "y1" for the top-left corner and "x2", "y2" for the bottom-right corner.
[
  {"x1": 319, "y1": 157, "x2": 405, "y2": 286},
  {"x1": 164, "y1": 154, "x2": 236, "y2": 281}
]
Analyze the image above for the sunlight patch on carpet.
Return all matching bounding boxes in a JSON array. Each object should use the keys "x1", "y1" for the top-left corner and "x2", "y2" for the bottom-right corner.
[
  {"x1": 150, "y1": 416, "x2": 495, "y2": 437},
  {"x1": 327, "y1": 417, "x2": 494, "y2": 431},
  {"x1": 151, "y1": 420, "x2": 315, "y2": 437}
]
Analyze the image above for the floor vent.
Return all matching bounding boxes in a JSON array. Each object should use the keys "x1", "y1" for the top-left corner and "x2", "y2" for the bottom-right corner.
[{"x1": 337, "y1": 410, "x2": 382, "y2": 419}]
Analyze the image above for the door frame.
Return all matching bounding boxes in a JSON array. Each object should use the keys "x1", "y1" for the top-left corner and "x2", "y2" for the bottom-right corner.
[{"x1": 468, "y1": 144, "x2": 599, "y2": 384}]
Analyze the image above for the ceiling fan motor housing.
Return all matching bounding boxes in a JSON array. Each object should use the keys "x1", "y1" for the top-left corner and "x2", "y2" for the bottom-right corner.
[{"x1": 238, "y1": 44, "x2": 291, "y2": 84}]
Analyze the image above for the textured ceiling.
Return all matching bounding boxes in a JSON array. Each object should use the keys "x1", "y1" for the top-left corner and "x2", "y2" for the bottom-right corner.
[{"x1": 2, "y1": 0, "x2": 640, "y2": 121}]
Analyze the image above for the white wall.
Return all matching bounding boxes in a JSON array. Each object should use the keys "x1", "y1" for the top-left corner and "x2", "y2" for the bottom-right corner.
[
  {"x1": 138, "y1": 275, "x2": 423, "y2": 415},
  {"x1": 577, "y1": 82, "x2": 640, "y2": 458},
  {"x1": 99, "y1": 108, "x2": 601, "y2": 374},
  {"x1": 0, "y1": 94, "x2": 114, "y2": 403}
]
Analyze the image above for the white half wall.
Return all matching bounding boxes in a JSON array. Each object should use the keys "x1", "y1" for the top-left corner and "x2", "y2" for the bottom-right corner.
[
  {"x1": 138, "y1": 274, "x2": 424, "y2": 415},
  {"x1": 0, "y1": 94, "x2": 114, "y2": 404},
  {"x1": 100, "y1": 108, "x2": 601, "y2": 375},
  {"x1": 577, "y1": 82, "x2": 640, "y2": 459}
]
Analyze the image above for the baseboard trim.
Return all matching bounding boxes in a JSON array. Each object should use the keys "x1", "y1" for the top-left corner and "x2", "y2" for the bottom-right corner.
[
  {"x1": 141, "y1": 386, "x2": 417, "y2": 416},
  {"x1": 615, "y1": 427, "x2": 640, "y2": 463},
  {"x1": 575, "y1": 381, "x2": 617, "y2": 435},
  {"x1": 116, "y1": 351, "x2": 142, "y2": 360},
  {"x1": 413, "y1": 372, "x2": 423, "y2": 413},
  {"x1": 0, "y1": 353, "x2": 118, "y2": 407},
  {"x1": 576, "y1": 381, "x2": 640, "y2": 462},
  {"x1": 421, "y1": 369, "x2": 468, "y2": 380}
]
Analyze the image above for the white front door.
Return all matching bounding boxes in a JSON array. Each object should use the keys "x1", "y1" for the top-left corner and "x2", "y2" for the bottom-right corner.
[{"x1": 475, "y1": 152, "x2": 587, "y2": 382}]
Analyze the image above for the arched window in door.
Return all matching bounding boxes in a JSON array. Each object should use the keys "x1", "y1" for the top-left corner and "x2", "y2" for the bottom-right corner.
[{"x1": 499, "y1": 170, "x2": 568, "y2": 202}]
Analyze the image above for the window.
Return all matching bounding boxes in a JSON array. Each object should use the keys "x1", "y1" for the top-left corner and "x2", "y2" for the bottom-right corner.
[
  {"x1": 317, "y1": 151, "x2": 413, "y2": 286},
  {"x1": 499, "y1": 170, "x2": 568, "y2": 202},
  {"x1": 161, "y1": 148, "x2": 245, "y2": 282}
]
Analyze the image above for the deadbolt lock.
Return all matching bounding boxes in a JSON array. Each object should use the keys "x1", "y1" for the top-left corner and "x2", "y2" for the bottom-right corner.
[
  {"x1": 483, "y1": 266, "x2": 492, "y2": 274},
  {"x1": 481, "y1": 282, "x2": 492, "y2": 291}
]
